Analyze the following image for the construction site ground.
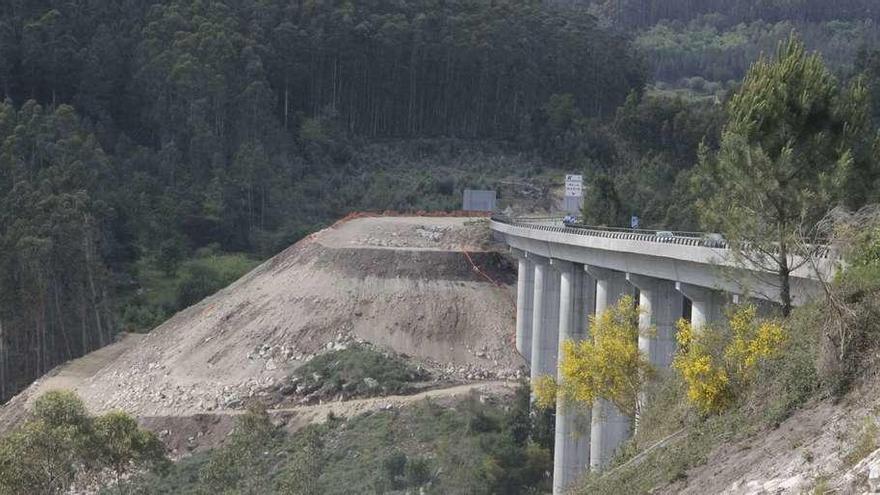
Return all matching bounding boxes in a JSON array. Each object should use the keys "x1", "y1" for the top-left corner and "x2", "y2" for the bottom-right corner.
[{"x1": 0, "y1": 215, "x2": 523, "y2": 451}]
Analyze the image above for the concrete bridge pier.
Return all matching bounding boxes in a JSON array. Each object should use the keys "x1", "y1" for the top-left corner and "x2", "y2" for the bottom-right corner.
[
  {"x1": 494, "y1": 214, "x2": 829, "y2": 490},
  {"x1": 552, "y1": 261, "x2": 594, "y2": 494},
  {"x1": 627, "y1": 274, "x2": 684, "y2": 430},
  {"x1": 676, "y1": 282, "x2": 724, "y2": 329},
  {"x1": 586, "y1": 266, "x2": 634, "y2": 472},
  {"x1": 627, "y1": 274, "x2": 683, "y2": 370},
  {"x1": 513, "y1": 250, "x2": 535, "y2": 364},
  {"x1": 531, "y1": 257, "x2": 560, "y2": 384}
]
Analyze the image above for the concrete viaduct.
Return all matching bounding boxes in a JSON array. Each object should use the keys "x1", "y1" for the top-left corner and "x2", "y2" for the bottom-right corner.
[{"x1": 490, "y1": 216, "x2": 834, "y2": 494}]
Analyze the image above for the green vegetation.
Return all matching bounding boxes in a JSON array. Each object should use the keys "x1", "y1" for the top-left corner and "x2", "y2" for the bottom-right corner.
[
  {"x1": 584, "y1": 0, "x2": 880, "y2": 85},
  {"x1": 288, "y1": 344, "x2": 431, "y2": 401},
  {"x1": 109, "y1": 384, "x2": 553, "y2": 494},
  {"x1": 575, "y1": 307, "x2": 819, "y2": 493},
  {"x1": 577, "y1": 398, "x2": 748, "y2": 494},
  {"x1": 571, "y1": 91, "x2": 725, "y2": 229},
  {"x1": 575, "y1": 209, "x2": 880, "y2": 493},
  {"x1": 693, "y1": 35, "x2": 876, "y2": 314},
  {"x1": 843, "y1": 418, "x2": 879, "y2": 468},
  {"x1": 818, "y1": 212, "x2": 880, "y2": 395},
  {"x1": 0, "y1": 391, "x2": 166, "y2": 495},
  {"x1": 121, "y1": 250, "x2": 260, "y2": 331},
  {"x1": 583, "y1": 0, "x2": 878, "y2": 29},
  {"x1": 542, "y1": 295, "x2": 650, "y2": 419},
  {"x1": 636, "y1": 19, "x2": 879, "y2": 84},
  {"x1": 0, "y1": 0, "x2": 647, "y2": 403},
  {"x1": 673, "y1": 306, "x2": 786, "y2": 414},
  {"x1": 5, "y1": 0, "x2": 879, "y2": 409}
]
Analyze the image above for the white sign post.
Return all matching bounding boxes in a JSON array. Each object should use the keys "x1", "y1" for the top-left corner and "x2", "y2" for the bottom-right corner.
[{"x1": 564, "y1": 174, "x2": 583, "y2": 213}]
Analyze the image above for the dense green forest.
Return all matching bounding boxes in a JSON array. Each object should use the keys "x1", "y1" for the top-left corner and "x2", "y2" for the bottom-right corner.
[
  {"x1": 581, "y1": 0, "x2": 879, "y2": 28},
  {"x1": 1, "y1": 0, "x2": 879, "y2": 406},
  {"x1": 0, "y1": 0, "x2": 644, "y2": 401},
  {"x1": 574, "y1": 0, "x2": 880, "y2": 85}
]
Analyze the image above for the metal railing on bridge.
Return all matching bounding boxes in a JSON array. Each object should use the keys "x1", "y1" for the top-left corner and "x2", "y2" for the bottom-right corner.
[
  {"x1": 491, "y1": 215, "x2": 724, "y2": 246},
  {"x1": 490, "y1": 215, "x2": 835, "y2": 259}
]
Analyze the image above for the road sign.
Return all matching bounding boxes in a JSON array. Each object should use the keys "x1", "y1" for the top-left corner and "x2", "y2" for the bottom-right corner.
[
  {"x1": 564, "y1": 174, "x2": 583, "y2": 198},
  {"x1": 631, "y1": 215, "x2": 640, "y2": 230},
  {"x1": 463, "y1": 190, "x2": 497, "y2": 212}
]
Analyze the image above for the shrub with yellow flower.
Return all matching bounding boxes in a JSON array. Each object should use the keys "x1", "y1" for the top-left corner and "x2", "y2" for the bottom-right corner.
[{"x1": 673, "y1": 304, "x2": 787, "y2": 414}]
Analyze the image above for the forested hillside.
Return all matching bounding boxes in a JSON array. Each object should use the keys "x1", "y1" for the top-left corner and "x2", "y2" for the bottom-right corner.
[
  {"x1": 0, "y1": 0, "x2": 645, "y2": 402},
  {"x1": 1, "y1": 0, "x2": 879, "y2": 410},
  {"x1": 584, "y1": 0, "x2": 879, "y2": 28},
  {"x1": 2, "y1": 1, "x2": 880, "y2": 494},
  {"x1": 577, "y1": 0, "x2": 880, "y2": 86}
]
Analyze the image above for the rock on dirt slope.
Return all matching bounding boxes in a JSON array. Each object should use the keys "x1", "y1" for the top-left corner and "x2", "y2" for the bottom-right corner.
[
  {"x1": 661, "y1": 377, "x2": 880, "y2": 495},
  {"x1": 600, "y1": 373, "x2": 880, "y2": 495},
  {"x1": 0, "y1": 216, "x2": 522, "y2": 422}
]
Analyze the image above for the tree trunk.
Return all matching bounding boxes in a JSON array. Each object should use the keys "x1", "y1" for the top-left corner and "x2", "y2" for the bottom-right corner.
[
  {"x1": 0, "y1": 318, "x2": 6, "y2": 401},
  {"x1": 80, "y1": 290, "x2": 89, "y2": 355},
  {"x1": 53, "y1": 282, "x2": 72, "y2": 360},
  {"x1": 284, "y1": 77, "x2": 290, "y2": 130},
  {"x1": 82, "y1": 222, "x2": 106, "y2": 347},
  {"x1": 778, "y1": 241, "x2": 792, "y2": 317}
]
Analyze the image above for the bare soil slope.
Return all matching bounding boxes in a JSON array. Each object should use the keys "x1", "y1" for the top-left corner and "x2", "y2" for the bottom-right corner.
[
  {"x1": 661, "y1": 379, "x2": 880, "y2": 495},
  {"x1": 1, "y1": 216, "x2": 521, "y2": 422}
]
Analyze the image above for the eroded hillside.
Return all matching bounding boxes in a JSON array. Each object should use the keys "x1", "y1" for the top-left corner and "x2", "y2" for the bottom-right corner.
[{"x1": 0, "y1": 216, "x2": 522, "y2": 427}]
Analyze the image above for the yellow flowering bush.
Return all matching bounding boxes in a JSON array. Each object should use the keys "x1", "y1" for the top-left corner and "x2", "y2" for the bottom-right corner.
[
  {"x1": 532, "y1": 374, "x2": 558, "y2": 410},
  {"x1": 673, "y1": 304, "x2": 787, "y2": 414},
  {"x1": 673, "y1": 318, "x2": 732, "y2": 414},
  {"x1": 726, "y1": 305, "x2": 786, "y2": 377},
  {"x1": 556, "y1": 295, "x2": 651, "y2": 417}
]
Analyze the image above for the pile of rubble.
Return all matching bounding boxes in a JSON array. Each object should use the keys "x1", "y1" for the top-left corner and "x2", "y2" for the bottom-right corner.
[
  {"x1": 414, "y1": 225, "x2": 449, "y2": 242},
  {"x1": 86, "y1": 329, "x2": 522, "y2": 416}
]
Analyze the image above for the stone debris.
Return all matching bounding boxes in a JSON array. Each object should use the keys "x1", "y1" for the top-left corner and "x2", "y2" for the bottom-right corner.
[
  {"x1": 415, "y1": 225, "x2": 449, "y2": 242},
  {"x1": 90, "y1": 329, "x2": 521, "y2": 415},
  {"x1": 869, "y1": 462, "x2": 880, "y2": 493},
  {"x1": 346, "y1": 221, "x2": 486, "y2": 249}
]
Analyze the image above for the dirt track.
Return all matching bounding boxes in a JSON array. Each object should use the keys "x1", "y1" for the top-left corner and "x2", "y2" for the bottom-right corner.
[
  {"x1": 138, "y1": 380, "x2": 519, "y2": 457},
  {"x1": 238, "y1": 380, "x2": 517, "y2": 424}
]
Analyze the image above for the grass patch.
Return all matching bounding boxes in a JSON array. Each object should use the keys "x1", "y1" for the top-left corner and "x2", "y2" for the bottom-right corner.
[
  {"x1": 745, "y1": 303, "x2": 823, "y2": 427},
  {"x1": 285, "y1": 344, "x2": 431, "y2": 401},
  {"x1": 811, "y1": 475, "x2": 830, "y2": 494},
  {"x1": 575, "y1": 370, "x2": 750, "y2": 494},
  {"x1": 576, "y1": 408, "x2": 746, "y2": 494},
  {"x1": 843, "y1": 418, "x2": 879, "y2": 468},
  {"x1": 119, "y1": 249, "x2": 261, "y2": 332}
]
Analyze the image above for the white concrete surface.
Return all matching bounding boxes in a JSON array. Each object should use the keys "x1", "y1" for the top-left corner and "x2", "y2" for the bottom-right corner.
[
  {"x1": 552, "y1": 261, "x2": 593, "y2": 494},
  {"x1": 515, "y1": 255, "x2": 535, "y2": 363},
  {"x1": 585, "y1": 266, "x2": 633, "y2": 472}
]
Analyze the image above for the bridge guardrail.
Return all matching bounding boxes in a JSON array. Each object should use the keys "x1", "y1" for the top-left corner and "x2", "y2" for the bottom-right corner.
[{"x1": 490, "y1": 215, "x2": 834, "y2": 259}]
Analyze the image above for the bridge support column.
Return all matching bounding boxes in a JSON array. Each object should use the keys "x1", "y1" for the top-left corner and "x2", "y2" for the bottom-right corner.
[
  {"x1": 514, "y1": 251, "x2": 535, "y2": 364},
  {"x1": 626, "y1": 275, "x2": 683, "y2": 370},
  {"x1": 531, "y1": 258, "x2": 560, "y2": 385},
  {"x1": 676, "y1": 282, "x2": 723, "y2": 329},
  {"x1": 626, "y1": 274, "x2": 683, "y2": 431},
  {"x1": 552, "y1": 261, "x2": 594, "y2": 494},
  {"x1": 586, "y1": 267, "x2": 633, "y2": 472}
]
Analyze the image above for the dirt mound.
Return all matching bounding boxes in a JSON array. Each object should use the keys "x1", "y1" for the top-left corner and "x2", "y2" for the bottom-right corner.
[{"x1": 1, "y1": 216, "x2": 520, "y2": 422}]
